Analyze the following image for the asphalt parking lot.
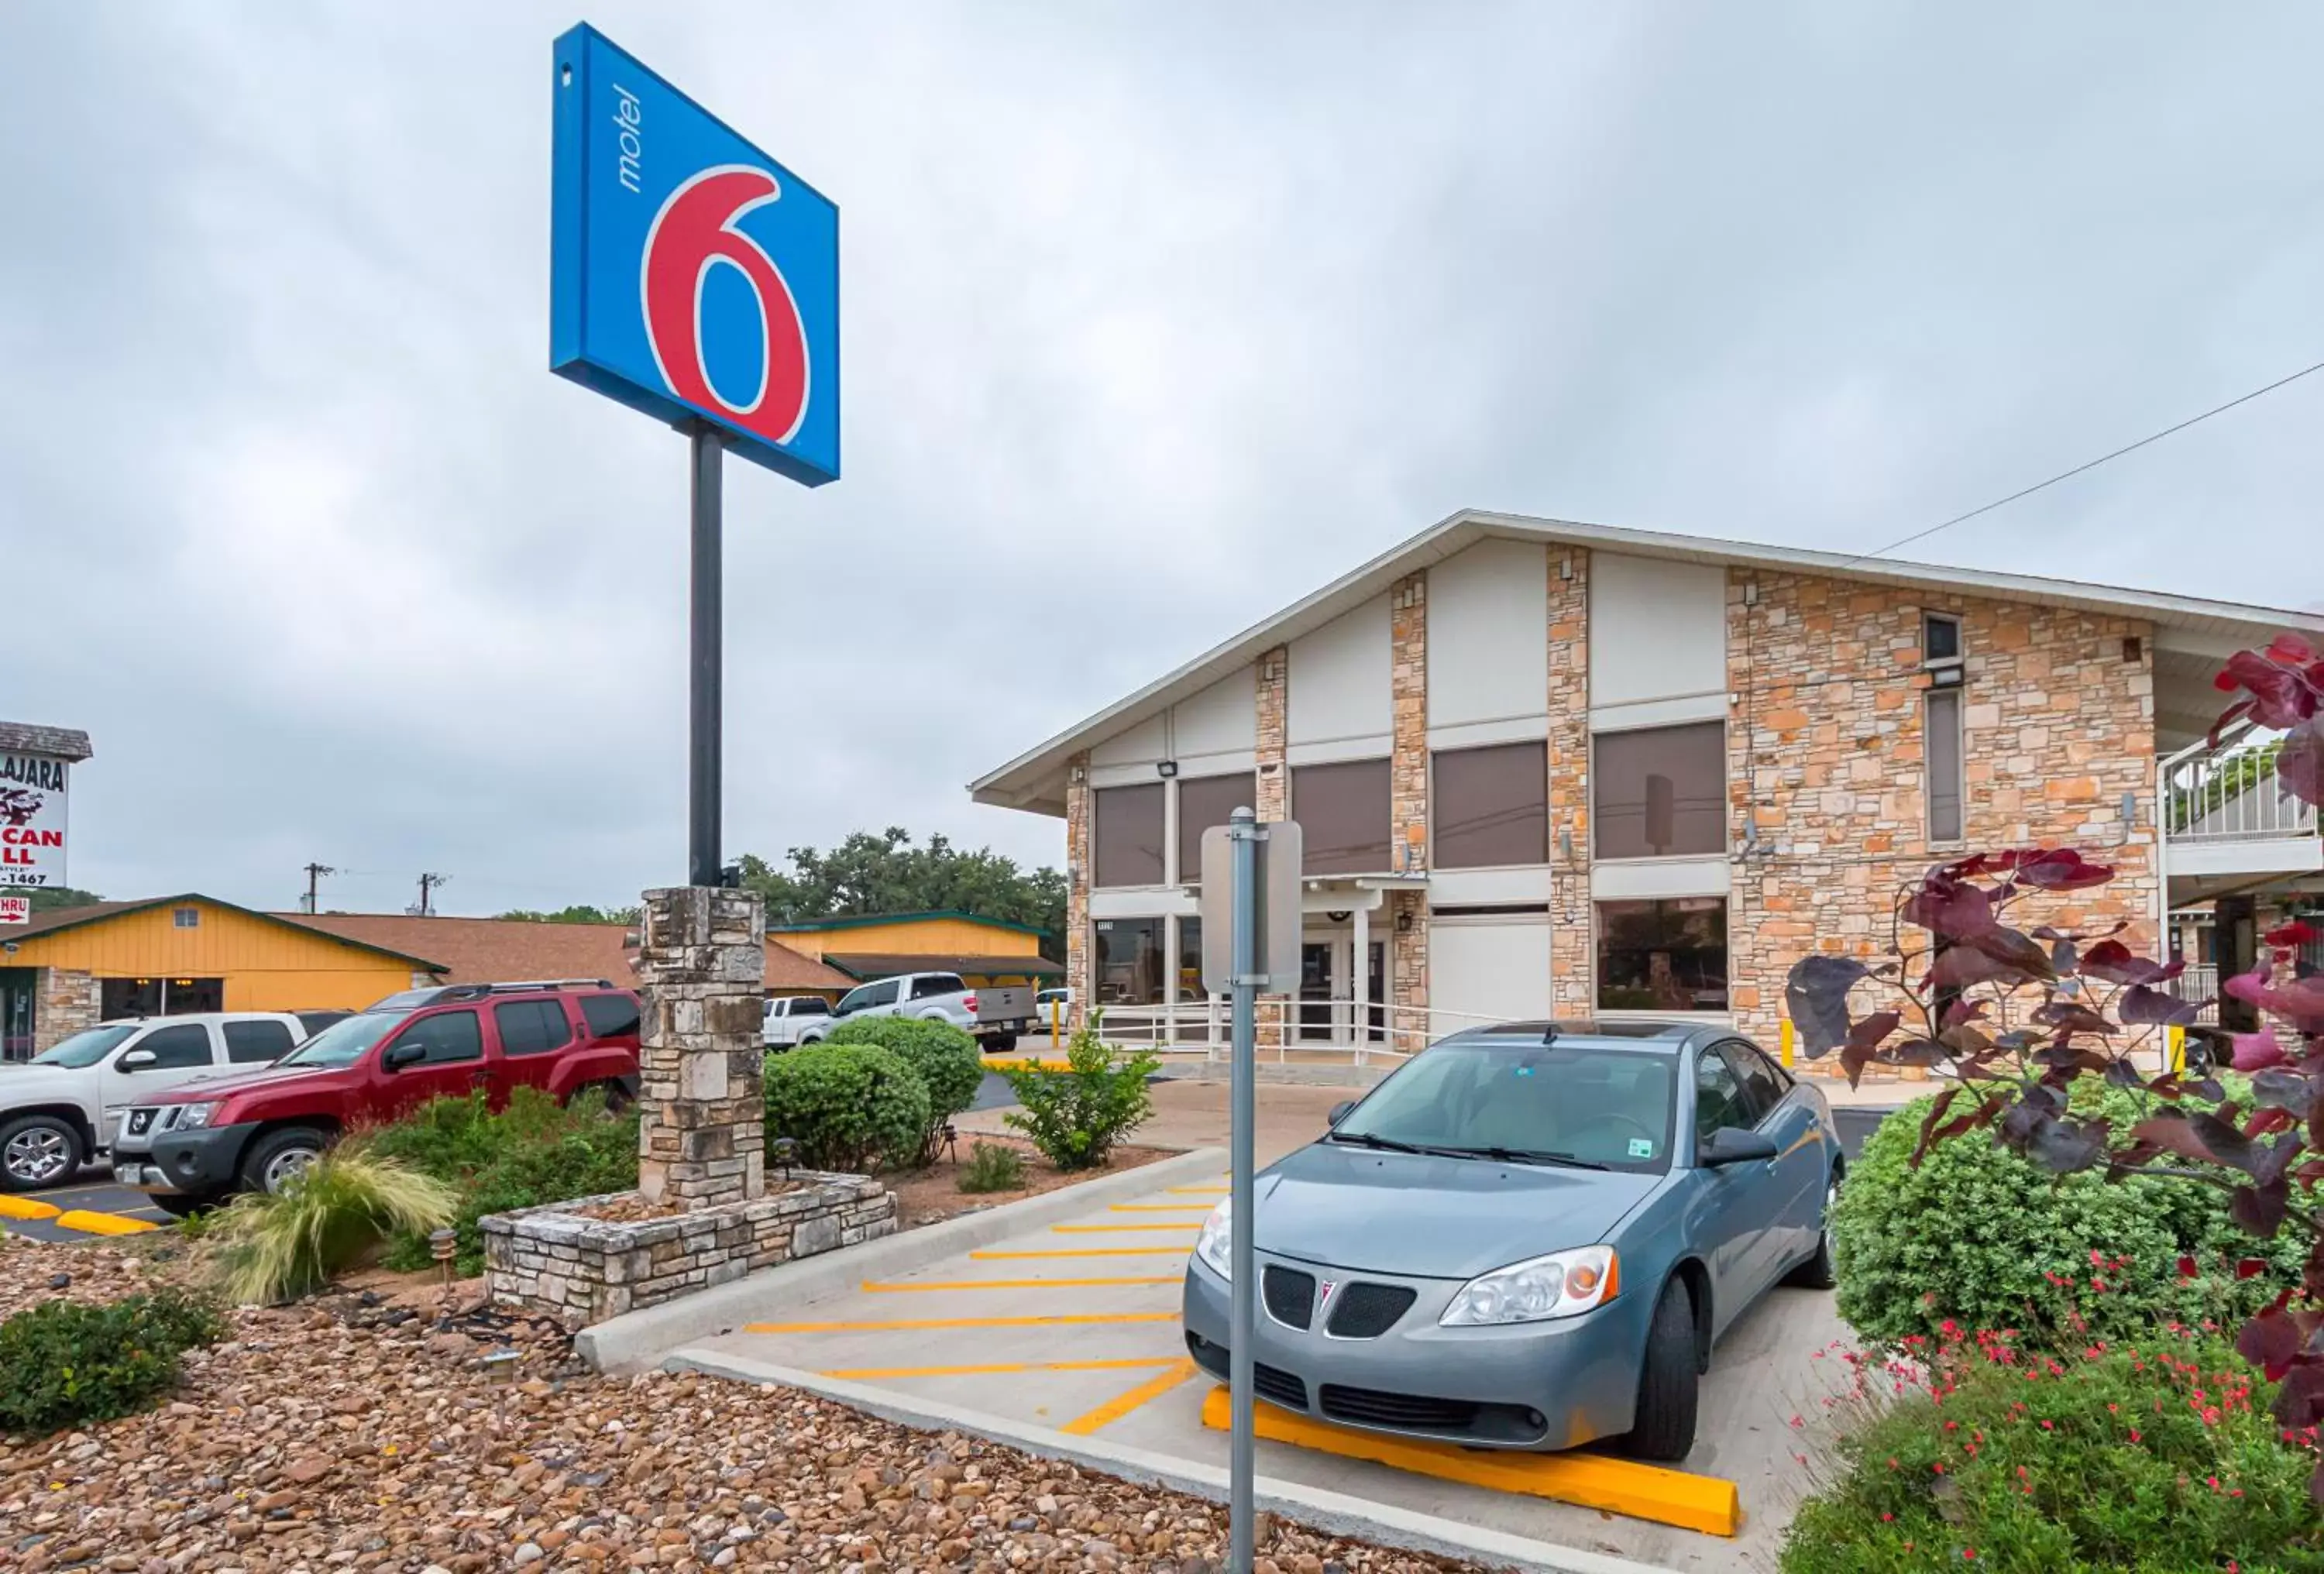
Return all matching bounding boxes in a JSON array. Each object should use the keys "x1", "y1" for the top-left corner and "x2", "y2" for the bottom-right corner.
[{"x1": 0, "y1": 1174, "x2": 167, "y2": 1242}]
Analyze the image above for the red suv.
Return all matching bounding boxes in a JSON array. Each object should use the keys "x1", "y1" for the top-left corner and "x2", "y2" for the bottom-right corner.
[{"x1": 111, "y1": 980, "x2": 642, "y2": 1211}]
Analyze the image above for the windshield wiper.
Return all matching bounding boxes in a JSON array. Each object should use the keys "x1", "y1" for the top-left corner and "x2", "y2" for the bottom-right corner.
[
  {"x1": 1435, "y1": 1145, "x2": 1610, "y2": 1170},
  {"x1": 1325, "y1": 1130, "x2": 1428, "y2": 1155}
]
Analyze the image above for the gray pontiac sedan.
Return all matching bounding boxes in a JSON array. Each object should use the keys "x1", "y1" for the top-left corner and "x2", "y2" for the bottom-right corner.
[{"x1": 1181, "y1": 1020, "x2": 1839, "y2": 1461}]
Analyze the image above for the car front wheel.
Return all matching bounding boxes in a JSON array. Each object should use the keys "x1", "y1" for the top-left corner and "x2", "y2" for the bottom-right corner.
[
  {"x1": 1619, "y1": 1277, "x2": 1700, "y2": 1462},
  {"x1": 1786, "y1": 1174, "x2": 1840, "y2": 1289},
  {"x1": 0, "y1": 1113, "x2": 82, "y2": 1192},
  {"x1": 238, "y1": 1126, "x2": 330, "y2": 1195}
]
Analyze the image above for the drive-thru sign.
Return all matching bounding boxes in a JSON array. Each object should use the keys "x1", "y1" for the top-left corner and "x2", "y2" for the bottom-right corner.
[{"x1": 549, "y1": 23, "x2": 840, "y2": 886}]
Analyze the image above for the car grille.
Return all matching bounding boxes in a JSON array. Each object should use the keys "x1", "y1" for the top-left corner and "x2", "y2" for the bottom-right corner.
[
  {"x1": 1318, "y1": 1384, "x2": 1480, "y2": 1431},
  {"x1": 1324, "y1": 1282, "x2": 1415, "y2": 1339},
  {"x1": 1254, "y1": 1363, "x2": 1308, "y2": 1411},
  {"x1": 1261, "y1": 1266, "x2": 1315, "y2": 1329}
]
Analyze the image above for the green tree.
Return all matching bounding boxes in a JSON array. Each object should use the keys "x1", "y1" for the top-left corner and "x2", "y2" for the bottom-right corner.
[
  {"x1": 26, "y1": 886, "x2": 101, "y2": 914},
  {"x1": 737, "y1": 828, "x2": 1065, "y2": 961},
  {"x1": 495, "y1": 903, "x2": 643, "y2": 925}
]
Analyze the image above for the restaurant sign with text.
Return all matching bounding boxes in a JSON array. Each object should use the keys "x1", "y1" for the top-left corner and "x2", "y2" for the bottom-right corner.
[{"x1": 1, "y1": 750, "x2": 72, "y2": 915}]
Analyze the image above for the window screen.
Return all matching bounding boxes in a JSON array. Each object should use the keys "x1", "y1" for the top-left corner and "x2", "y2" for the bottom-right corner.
[
  {"x1": 493, "y1": 999, "x2": 573, "y2": 1057},
  {"x1": 1432, "y1": 742, "x2": 1548, "y2": 868},
  {"x1": 579, "y1": 994, "x2": 641, "y2": 1039},
  {"x1": 1092, "y1": 783, "x2": 1166, "y2": 887},
  {"x1": 1927, "y1": 689, "x2": 1964, "y2": 842},
  {"x1": 134, "y1": 1024, "x2": 213, "y2": 1071},
  {"x1": 1593, "y1": 723, "x2": 1726, "y2": 860},
  {"x1": 1177, "y1": 773, "x2": 1253, "y2": 885},
  {"x1": 223, "y1": 1020, "x2": 295, "y2": 1064},
  {"x1": 1291, "y1": 758, "x2": 1392, "y2": 875},
  {"x1": 1597, "y1": 898, "x2": 1728, "y2": 1012}
]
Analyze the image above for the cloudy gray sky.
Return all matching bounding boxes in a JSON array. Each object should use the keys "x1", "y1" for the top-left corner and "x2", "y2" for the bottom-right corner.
[{"x1": 9, "y1": 3, "x2": 2322, "y2": 918}]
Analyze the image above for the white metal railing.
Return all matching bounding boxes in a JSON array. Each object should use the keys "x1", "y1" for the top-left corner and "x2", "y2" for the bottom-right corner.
[
  {"x1": 1090, "y1": 997, "x2": 1576, "y2": 1067},
  {"x1": 2165, "y1": 740, "x2": 2320, "y2": 844},
  {"x1": 2168, "y1": 963, "x2": 2220, "y2": 1026}
]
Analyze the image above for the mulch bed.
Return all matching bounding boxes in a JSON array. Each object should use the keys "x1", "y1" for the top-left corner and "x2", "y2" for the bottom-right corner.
[
  {"x1": 0, "y1": 1235, "x2": 1482, "y2": 1574},
  {"x1": 882, "y1": 1136, "x2": 1177, "y2": 1230}
]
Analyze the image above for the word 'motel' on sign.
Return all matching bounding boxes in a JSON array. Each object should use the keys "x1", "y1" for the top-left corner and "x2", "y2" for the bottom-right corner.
[{"x1": 548, "y1": 23, "x2": 841, "y2": 488}]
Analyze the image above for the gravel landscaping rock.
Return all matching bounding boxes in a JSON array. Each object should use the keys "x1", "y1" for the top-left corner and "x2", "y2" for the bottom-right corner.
[{"x1": 0, "y1": 1239, "x2": 1490, "y2": 1572}]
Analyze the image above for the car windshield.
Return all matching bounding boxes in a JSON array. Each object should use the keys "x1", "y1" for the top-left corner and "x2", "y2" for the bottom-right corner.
[
  {"x1": 1331, "y1": 1039, "x2": 1676, "y2": 1172},
  {"x1": 29, "y1": 1024, "x2": 140, "y2": 1069},
  {"x1": 276, "y1": 1009, "x2": 408, "y2": 1070}
]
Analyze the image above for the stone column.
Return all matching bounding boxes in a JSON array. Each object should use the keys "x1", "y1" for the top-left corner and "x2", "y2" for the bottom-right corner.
[
  {"x1": 1064, "y1": 751, "x2": 1093, "y2": 1033},
  {"x1": 1387, "y1": 574, "x2": 1432, "y2": 1029},
  {"x1": 1253, "y1": 646, "x2": 1290, "y2": 1050},
  {"x1": 635, "y1": 886, "x2": 767, "y2": 1208},
  {"x1": 1546, "y1": 550, "x2": 1593, "y2": 1018}
]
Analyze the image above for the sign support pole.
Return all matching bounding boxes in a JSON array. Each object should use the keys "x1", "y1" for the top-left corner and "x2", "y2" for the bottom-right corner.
[
  {"x1": 1226, "y1": 805, "x2": 1260, "y2": 1574},
  {"x1": 687, "y1": 424, "x2": 727, "y2": 889}
]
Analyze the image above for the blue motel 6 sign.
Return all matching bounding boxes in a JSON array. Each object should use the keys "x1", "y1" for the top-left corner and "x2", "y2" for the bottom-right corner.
[{"x1": 550, "y1": 23, "x2": 841, "y2": 486}]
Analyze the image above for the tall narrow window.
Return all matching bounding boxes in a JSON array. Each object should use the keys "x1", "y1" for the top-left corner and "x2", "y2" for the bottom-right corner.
[
  {"x1": 1927, "y1": 689, "x2": 1965, "y2": 842},
  {"x1": 1092, "y1": 783, "x2": 1165, "y2": 887}
]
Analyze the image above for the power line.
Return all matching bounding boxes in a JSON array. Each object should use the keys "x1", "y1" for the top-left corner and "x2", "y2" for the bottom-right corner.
[{"x1": 1837, "y1": 356, "x2": 2324, "y2": 569}]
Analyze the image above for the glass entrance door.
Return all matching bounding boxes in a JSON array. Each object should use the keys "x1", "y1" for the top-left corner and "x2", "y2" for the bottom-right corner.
[{"x1": 1298, "y1": 942, "x2": 1335, "y2": 1042}]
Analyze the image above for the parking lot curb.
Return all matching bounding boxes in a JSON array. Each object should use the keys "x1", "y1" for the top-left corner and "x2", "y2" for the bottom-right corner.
[
  {"x1": 665, "y1": 1346, "x2": 1683, "y2": 1574},
  {"x1": 576, "y1": 1147, "x2": 1227, "y2": 1373}
]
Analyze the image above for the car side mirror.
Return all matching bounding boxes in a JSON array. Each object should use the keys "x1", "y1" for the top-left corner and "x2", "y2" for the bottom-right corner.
[
  {"x1": 382, "y1": 1042, "x2": 425, "y2": 1071},
  {"x1": 1327, "y1": 1101, "x2": 1356, "y2": 1127},
  {"x1": 117, "y1": 1048, "x2": 157, "y2": 1071},
  {"x1": 1700, "y1": 1127, "x2": 1779, "y2": 1167}
]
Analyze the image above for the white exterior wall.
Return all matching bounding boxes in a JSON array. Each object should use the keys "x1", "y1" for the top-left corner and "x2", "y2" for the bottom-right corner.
[
  {"x1": 1589, "y1": 553, "x2": 1728, "y2": 718},
  {"x1": 1171, "y1": 667, "x2": 1258, "y2": 773},
  {"x1": 1427, "y1": 540, "x2": 1549, "y2": 747},
  {"x1": 1287, "y1": 594, "x2": 1391, "y2": 762},
  {"x1": 1430, "y1": 913, "x2": 1552, "y2": 1034}
]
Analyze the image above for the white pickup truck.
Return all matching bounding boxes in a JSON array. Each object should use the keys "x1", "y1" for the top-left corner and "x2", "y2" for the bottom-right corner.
[
  {"x1": 761, "y1": 994, "x2": 834, "y2": 1050},
  {"x1": 808, "y1": 972, "x2": 1036, "y2": 1051},
  {"x1": 0, "y1": 1010, "x2": 339, "y2": 1191}
]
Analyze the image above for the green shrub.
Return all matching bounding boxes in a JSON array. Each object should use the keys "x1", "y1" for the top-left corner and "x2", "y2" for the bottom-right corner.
[
  {"x1": 0, "y1": 1287, "x2": 225, "y2": 1435},
  {"x1": 823, "y1": 1016, "x2": 984, "y2": 1165},
  {"x1": 764, "y1": 1042, "x2": 931, "y2": 1173},
  {"x1": 358, "y1": 1088, "x2": 638, "y2": 1276},
  {"x1": 957, "y1": 1140, "x2": 1028, "y2": 1194},
  {"x1": 1000, "y1": 1021, "x2": 1158, "y2": 1171},
  {"x1": 1836, "y1": 1083, "x2": 2306, "y2": 1349},
  {"x1": 1780, "y1": 1329, "x2": 2324, "y2": 1572},
  {"x1": 206, "y1": 1153, "x2": 456, "y2": 1304}
]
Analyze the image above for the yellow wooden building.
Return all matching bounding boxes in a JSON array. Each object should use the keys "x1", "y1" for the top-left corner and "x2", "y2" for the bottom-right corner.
[
  {"x1": 765, "y1": 910, "x2": 1061, "y2": 988},
  {"x1": 2, "y1": 895, "x2": 440, "y2": 1060}
]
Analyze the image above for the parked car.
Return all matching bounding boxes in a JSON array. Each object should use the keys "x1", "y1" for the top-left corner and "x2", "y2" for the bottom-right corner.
[
  {"x1": 1033, "y1": 987, "x2": 1073, "y2": 1026},
  {"x1": 809, "y1": 971, "x2": 1036, "y2": 1051},
  {"x1": 0, "y1": 1010, "x2": 339, "y2": 1192},
  {"x1": 762, "y1": 993, "x2": 832, "y2": 1049},
  {"x1": 1181, "y1": 1019, "x2": 1838, "y2": 1462},
  {"x1": 111, "y1": 981, "x2": 642, "y2": 1213}
]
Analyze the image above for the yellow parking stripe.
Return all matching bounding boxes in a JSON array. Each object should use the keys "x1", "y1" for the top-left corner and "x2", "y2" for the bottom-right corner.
[
  {"x1": 744, "y1": 1311, "x2": 1178, "y2": 1334},
  {"x1": 1053, "y1": 1222, "x2": 1202, "y2": 1234},
  {"x1": 823, "y1": 1356, "x2": 1180, "y2": 1380},
  {"x1": 0, "y1": 1195, "x2": 64, "y2": 1222},
  {"x1": 1061, "y1": 1358, "x2": 1200, "y2": 1435},
  {"x1": 1109, "y1": 1204, "x2": 1215, "y2": 1213},
  {"x1": 1198, "y1": 1387, "x2": 1740, "y2": 1538},
  {"x1": 54, "y1": 1210, "x2": 159, "y2": 1237},
  {"x1": 862, "y1": 1276, "x2": 1180, "y2": 1292},
  {"x1": 972, "y1": 1247, "x2": 1190, "y2": 1260}
]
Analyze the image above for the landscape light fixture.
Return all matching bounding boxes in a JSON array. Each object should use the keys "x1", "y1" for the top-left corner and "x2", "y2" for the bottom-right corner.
[
  {"x1": 428, "y1": 1227, "x2": 458, "y2": 1285},
  {"x1": 772, "y1": 1136, "x2": 799, "y2": 1180}
]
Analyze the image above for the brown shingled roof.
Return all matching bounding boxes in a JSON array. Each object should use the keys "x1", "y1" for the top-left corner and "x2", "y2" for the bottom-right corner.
[{"x1": 277, "y1": 912, "x2": 853, "y2": 993}]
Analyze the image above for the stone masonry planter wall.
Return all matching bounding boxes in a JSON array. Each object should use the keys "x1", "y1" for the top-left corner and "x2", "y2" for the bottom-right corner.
[{"x1": 482, "y1": 1173, "x2": 896, "y2": 1324}]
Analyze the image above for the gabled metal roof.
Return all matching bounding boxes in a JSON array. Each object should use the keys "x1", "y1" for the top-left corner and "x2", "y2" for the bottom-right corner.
[{"x1": 970, "y1": 508, "x2": 2324, "y2": 817}]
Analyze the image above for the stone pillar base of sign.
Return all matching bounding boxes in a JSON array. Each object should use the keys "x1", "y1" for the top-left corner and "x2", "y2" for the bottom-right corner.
[
  {"x1": 481, "y1": 1176, "x2": 897, "y2": 1325},
  {"x1": 636, "y1": 885, "x2": 768, "y2": 1208}
]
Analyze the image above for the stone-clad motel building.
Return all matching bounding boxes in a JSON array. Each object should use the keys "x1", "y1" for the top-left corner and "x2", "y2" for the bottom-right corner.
[{"x1": 972, "y1": 512, "x2": 2324, "y2": 1071}]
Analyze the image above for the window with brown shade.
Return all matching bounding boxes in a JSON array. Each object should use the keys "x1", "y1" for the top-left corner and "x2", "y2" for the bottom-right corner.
[
  {"x1": 1177, "y1": 773, "x2": 1254, "y2": 885},
  {"x1": 1927, "y1": 689, "x2": 1965, "y2": 842},
  {"x1": 1291, "y1": 758, "x2": 1392, "y2": 875},
  {"x1": 1593, "y1": 723, "x2": 1726, "y2": 860},
  {"x1": 1092, "y1": 782, "x2": 1164, "y2": 887},
  {"x1": 1432, "y1": 741, "x2": 1548, "y2": 868}
]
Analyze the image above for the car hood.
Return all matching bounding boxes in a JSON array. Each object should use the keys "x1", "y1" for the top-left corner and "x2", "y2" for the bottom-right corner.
[
  {"x1": 1253, "y1": 1141, "x2": 1666, "y2": 1281},
  {"x1": 142, "y1": 1063, "x2": 347, "y2": 1105},
  {"x1": 0, "y1": 1064, "x2": 95, "y2": 1102}
]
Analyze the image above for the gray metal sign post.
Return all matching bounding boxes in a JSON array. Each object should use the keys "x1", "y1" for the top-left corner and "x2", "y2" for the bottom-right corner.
[
  {"x1": 687, "y1": 424, "x2": 727, "y2": 890},
  {"x1": 1200, "y1": 808, "x2": 1302, "y2": 1574}
]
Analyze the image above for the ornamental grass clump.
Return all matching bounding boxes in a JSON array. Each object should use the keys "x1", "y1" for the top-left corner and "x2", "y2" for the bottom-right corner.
[{"x1": 205, "y1": 1151, "x2": 456, "y2": 1304}]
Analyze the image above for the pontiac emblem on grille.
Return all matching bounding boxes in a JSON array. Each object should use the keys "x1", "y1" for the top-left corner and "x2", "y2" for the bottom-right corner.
[{"x1": 1315, "y1": 1278, "x2": 1338, "y2": 1316}]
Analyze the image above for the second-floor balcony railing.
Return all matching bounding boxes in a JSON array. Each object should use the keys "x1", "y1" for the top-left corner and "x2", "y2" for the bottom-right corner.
[{"x1": 2165, "y1": 739, "x2": 2320, "y2": 844}]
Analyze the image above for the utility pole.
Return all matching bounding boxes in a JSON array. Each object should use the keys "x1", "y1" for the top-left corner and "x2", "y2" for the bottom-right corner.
[
  {"x1": 412, "y1": 872, "x2": 450, "y2": 918},
  {"x1": 301, "y1": 862, "x2": 335, "y2": 915}
]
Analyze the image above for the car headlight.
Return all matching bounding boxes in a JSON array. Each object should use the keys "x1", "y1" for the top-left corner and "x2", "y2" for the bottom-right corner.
[
  {"x1": 1439, "y1": 1245, "x2": 1619, "y2": 1326},
  {"x1": 1195, "y1": 1199, "x2": 1232, "y2": 1281},
  {"x1": 170, "y1": 1102, "x2": 220, "y2": 1132}
]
